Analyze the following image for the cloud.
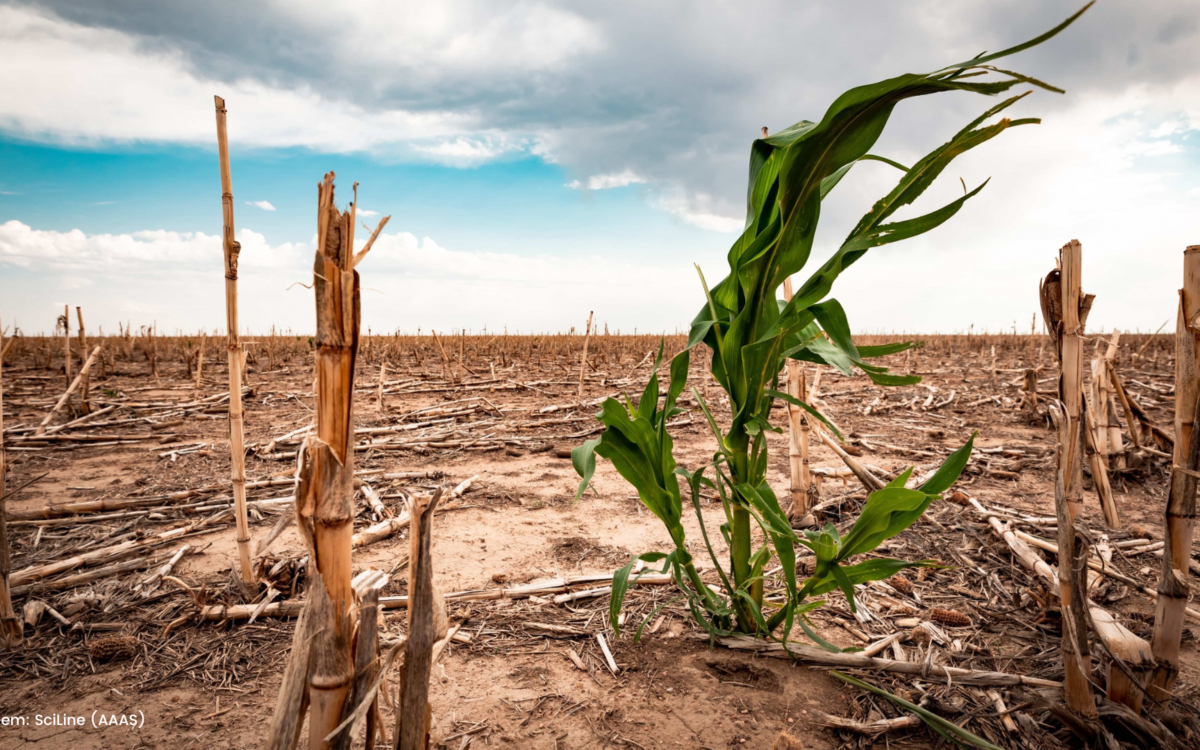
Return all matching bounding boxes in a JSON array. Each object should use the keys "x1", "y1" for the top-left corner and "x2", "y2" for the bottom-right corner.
[
  {"x1": 565, "y1": 170, "x2": 647, "y2": 190},
  {"x1": 357, "y1": 209, "x2": 379, "y2": 217},
  {"x1": 0, "y1": 220, "x2": 306, "y2": 272},
  {"x1": 2, "y1": 0, "x2": 1200, "y2": 333},
  {"x1": 3, "y1": 1, "x2": 1199, "y2": 229},
  {"x1": 247, "y1": 200, "x2": 276, "y2": 211},
  {"x1": 0, "y1": 5, "x2": 485, "y2": 155},
  {"x1": 0, "y1": 220, "x2": 701, "y2": 334},
  {"x1": 409, "y1": 135, "x2": 525, "y2": 166},
  {"x1": 652, "y1": 190, "x2": 742, "y2": 233}
]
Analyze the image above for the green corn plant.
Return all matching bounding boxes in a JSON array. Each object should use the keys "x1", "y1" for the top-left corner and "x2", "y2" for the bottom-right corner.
[{"x1": 574, "y1": 5, "x2": 1090, "y2": 641}]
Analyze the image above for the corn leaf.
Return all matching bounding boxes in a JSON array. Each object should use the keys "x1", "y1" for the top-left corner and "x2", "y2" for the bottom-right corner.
[
  {"x1": 832, "y1": 671, "x2": 1005, "y2": 750},
  {"x1": 917, "y1": 433, "x2": 976, "y2": 494}
]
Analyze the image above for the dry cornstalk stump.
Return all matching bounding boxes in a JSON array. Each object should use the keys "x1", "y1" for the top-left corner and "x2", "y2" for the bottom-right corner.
[
  {"x1": 267, "y1": 172, "x2": 425, "y2": 750},
  {"x1": 1041, "y1": 240, "x2": 1096, "y2": 716},
  {"x1": 1150, "y1": 245, "x2": 1200, "y2": 703},
  {"x1": 0, "y1": 317, "x2": 20, "y2": 647}
]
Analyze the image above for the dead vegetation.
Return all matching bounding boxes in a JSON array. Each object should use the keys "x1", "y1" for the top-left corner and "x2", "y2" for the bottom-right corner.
[{"x1": 0, "y1": 324, "x2": 1196, "y2": 748}]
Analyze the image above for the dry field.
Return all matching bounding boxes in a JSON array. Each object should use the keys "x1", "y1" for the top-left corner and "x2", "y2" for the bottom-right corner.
[{"x1": 0, "y1": 330, "x2": 1194, "y2": 749}]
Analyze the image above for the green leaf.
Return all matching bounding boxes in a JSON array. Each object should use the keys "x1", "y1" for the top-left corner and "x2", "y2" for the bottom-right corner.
[
  {"x1": 806, "y1": 558, "x2": 941, "y2": 597},
  {"x1": 831, "y1": 563, "x2": 858, "y2": 612},
  {"x1": 610, "y1": 552, "x2": 668, "y2": 637},
  {"x1": 799, "y1": 615, "x2": 844, "y2": 653},
  {"x1": 609, "y1": 559, "x2": 637, "y2": 637},
  {"x1": 571, "y1": 437, "x2": 601, "y2": 500},
  {"x1": 809, "y1": 299, "x2": 859, "y2": 361},
  {"x1": 633, "y1": 596, "x2": 685, "y2": 644},
  {"x1": 734, "y1": 590, "x2": 773, "y2": 636},
  {"x1": 838, "y1": 487, "x2": 934, "y2": 560},
  {"x1": 857, "y1": 340, "x2": 919, "y2": 358},
  {"x1": 935, "y1": 2, "x2": 1093, "y2": 73},
  {"x1": 918, "y1": 433, "x2": 976, "y2": 495},
  {"x1": 832, "y1": 672, "x2": 1005, "y2": 750}
]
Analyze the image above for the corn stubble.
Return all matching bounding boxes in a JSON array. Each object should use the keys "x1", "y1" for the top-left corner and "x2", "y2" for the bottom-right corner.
[
  {"x1": 1150, "y1": 246, "x2": 1200, "y2": 702},
  {"x1": 267, "y1": 173, "x2": 367, "y2": 750},
  {"x1": 0, "y1": 317, "x2": 20, "y2": 648}
]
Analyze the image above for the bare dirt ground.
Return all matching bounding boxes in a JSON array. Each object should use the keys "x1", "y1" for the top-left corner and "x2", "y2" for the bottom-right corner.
[{"x1": 0, "y1": 332, "x2": 1195, "y2": 749}]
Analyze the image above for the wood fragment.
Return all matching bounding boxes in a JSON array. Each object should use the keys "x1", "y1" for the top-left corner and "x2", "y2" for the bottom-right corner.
[
  {"x1": 716, "y1": 635, "x2": 1060, "y2": 687},
  {"x1": 396, "y1": 489, "x2": 442, "y2": 750},
  {"x1": 596, "y1": 632, "x2": 618, "y2": 674},
  {"x1": 33, "y1": 345, "x2": 101, "y2": 437},
  {"x1": 815, "y1": 711, "x2": 921, "y2": 735}
]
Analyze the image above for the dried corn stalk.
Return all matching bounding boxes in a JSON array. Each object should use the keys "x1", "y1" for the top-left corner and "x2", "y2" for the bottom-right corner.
[
  {"x1": 1044, "y1": 241, "x2": 1096, "y2": 716},
  {"x1": 214, "y1": 96, "x2": 254, "y2": 585},
  {"x1": 1150, "y1": 244, "x2": 1200, "y2": 702},
  {"x1": 0, "y1": 317, "x2": 20, "y2": 647},
  {"x1": 267, "y1": 172, "x2": 372, "y2": 750}
]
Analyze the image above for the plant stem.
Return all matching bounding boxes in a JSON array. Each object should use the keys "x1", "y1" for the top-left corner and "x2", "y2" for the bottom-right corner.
[{"x1": 214, "y1": 96, "x2": 254, "y2": 587}]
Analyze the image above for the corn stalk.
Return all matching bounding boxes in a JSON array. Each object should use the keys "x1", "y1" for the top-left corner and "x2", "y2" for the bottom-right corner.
[
  {"x1": 1150, "y1": 245, "x2": 1200, "y2": 702},
  {"x1": 214, "y1": 95, "x2": 254, "y2": 586},
  {"x1": 266, "y1": 173, "x2": 371, "y2": 750},
  {"x1": 0, "y1": 317, "x2": 20, "y2": 648},
  {"x1": 575, "y1": 6, "x2": 1089, "y2": 640}
]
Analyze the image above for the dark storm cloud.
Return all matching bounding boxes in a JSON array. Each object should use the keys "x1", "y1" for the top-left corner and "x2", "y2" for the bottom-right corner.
[{"x1": 8, "y1": 0, "x2": 1198, "y2": 219}]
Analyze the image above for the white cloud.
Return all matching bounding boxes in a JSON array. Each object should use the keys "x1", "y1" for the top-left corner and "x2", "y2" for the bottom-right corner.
[
  {"x1": 247, "y1": 200, "x2": 276, "y2": 211},
  {"x1": 0, "y1": 220, "x2": 701, "y2": 334},
  {"x1": 357, "y1": 209, "x2": 379, "y2": 217},
  {"x1": 3, "y1": 0, "x2": 1200, "y2": 335},
  {"x1": 652, "y1": 190, "x2": 743, "y2": 233},
  {"x1": 1125, "y1": 139, "x2": 1183, "y2": 157},
  {"x1": 286, "y1": 2, "x2": 603, "y2": 75},
  {"x1": 1149, "y1": 121, "x2": 1182, "y2": 138},
  {"x1": 565, "y1": 170, "x2": 647, "y2": 190},
  {"x1": 409, "y1": 136, "x2": 524, "y2": 166},
  {"x1": 0, "y1": 6, "x2": 486, "y2": 154}
]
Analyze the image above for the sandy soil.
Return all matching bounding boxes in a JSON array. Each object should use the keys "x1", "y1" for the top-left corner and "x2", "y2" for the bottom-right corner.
[{"x1": 0, "y1": 334, "x2": 1194, "y2": 749}]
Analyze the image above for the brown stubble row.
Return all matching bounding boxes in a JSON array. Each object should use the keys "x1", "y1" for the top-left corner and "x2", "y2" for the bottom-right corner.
[{"x1": 0, "y1": 329, "x2": 1175, "y2": 385}]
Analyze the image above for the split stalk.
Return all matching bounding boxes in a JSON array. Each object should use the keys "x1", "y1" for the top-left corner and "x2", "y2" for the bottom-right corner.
[{"x1": 1149, "y1": 245, "x2": 1200, "y2": 701}]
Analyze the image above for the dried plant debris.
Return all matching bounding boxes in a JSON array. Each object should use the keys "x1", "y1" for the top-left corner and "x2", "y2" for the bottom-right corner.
[{"x1": 0, "y1": 323, "x2": 1196, "y2": 749}]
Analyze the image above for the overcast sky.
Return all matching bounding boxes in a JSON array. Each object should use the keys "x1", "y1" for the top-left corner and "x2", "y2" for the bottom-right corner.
[{"x1": 0, "y1": 0, "x2": 1196, "y2": 336}]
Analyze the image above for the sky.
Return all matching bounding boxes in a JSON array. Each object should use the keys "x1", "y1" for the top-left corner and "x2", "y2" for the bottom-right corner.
[{"x1": 0, "y1": 0, "x2": 1197, "y2": 336}]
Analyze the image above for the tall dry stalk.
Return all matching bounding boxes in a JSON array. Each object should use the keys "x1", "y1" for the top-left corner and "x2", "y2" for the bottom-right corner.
[
  {"x1": 0, "y1": 317, "x2": 20, "y2": 647},
  {"x1": 1150, "y1": 245, "x2": 1200, "y2": 702},
  {"x1": 1093, "y1": 332, "x2": 1124, "y2": 469},
  {"x1": 781, "y1": 277, "x2": 813, "y2": 521},
  {"x1": 75, "y1": 306, "x2": 86, "y2": 365},
  {"x1": 214, "y1": 95, "x2": 254, "y2": 586},
  {"x1": 298, "y1": 172, "x2": 362, "y2": 749},
  {"x1": 1041, "y1": 240, "x2": 1096, "y2": 716},
  {"x1": 61, "y1": 304, "x2": 71, "y2": 387},
  {"x1": 577, "y1": 311, "x2": 593, "y2": 399},
  {"x1": 195, "y1": 332, "x2": 206, "y2": 393}
]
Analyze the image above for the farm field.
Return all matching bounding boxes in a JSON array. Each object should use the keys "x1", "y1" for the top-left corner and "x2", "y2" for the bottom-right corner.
[{"x1": 0, "y1": 330, "x2": 1192, "y2": 749}]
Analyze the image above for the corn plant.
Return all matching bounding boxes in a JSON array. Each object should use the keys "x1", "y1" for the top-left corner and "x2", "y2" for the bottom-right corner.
[{"x1": 574, "y1": 5, "x2": 1089, "y2": 641}]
